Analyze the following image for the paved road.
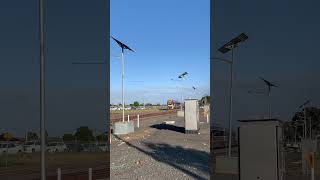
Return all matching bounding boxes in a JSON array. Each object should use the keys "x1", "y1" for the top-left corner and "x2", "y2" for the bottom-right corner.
[{"x1": 110, "y1": 114, "x2": 210, "y2": 180}]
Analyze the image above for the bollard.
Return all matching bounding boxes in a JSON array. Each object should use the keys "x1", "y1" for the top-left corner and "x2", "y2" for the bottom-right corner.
[
  {"x1": 88, "y1": 168, "x2": 92, "y2": 180},
  {"x1": 128, "y1": 115, "x2": 130, "y2": 122},
  {"x1": 206, "y1": 114, "x2": 209, "y2": 123},
  {"x1": 309, "y1": 152, "x2": 315, "y2": 180},
  {"x1": 137, "y1": 114, "x2": 140, "y2": 128},
  {"x1": 110, "y1": 128, "x2": 111, "y2": 144},
  {"x1": 57, "y1": 168, "x2": 61, "y2": 180}
]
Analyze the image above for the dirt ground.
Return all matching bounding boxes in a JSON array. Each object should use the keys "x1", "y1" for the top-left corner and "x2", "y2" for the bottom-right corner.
[
  {"x1": 0, "y1": 152, "x2": 108, "y2": 180},
  {"x1": 110, "y1": 114, "x2": 210, "y2": 180}
]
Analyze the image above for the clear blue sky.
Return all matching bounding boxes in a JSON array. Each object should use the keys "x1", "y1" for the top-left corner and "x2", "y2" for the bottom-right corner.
[{"x1": 110, "y1": 0, "x2": 210, "y2": 105}]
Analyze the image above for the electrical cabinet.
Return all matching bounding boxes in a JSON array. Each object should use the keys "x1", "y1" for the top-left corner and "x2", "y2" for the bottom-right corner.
[
  {"x1": 239, "y1": 119, "x2": 284, "y2": 180},
  {"x1": 184, "y1": 99, "x2": 199, "y2": 133}
]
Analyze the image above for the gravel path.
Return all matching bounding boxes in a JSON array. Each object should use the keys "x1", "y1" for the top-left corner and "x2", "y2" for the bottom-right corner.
[{"x1": 110, "y1": 115, "x2": 210, "y2": 180}]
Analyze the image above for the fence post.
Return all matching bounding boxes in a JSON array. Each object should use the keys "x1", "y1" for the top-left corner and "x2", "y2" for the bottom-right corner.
[
  {"x1": 57, "y1": 168, "x2": 61, "y2": 180},
  {"x1": 137, "y1": 114, "x2": 140, "y2": 128},
  {"x1": 88, "y1": 168, "x2": 92, "y2": 180},
  {"x1": 110, "y1": 126, "x2": 112, "y2": 144},
  {"x1": 310, "y1": 152, "x2": 315, "y2": 180},
  {"x1": 206, "y1": 113, "x2": 209, "y2": 123},
  {"x1": 127, "y1": 115, "x2": 130, "y2": 122}
]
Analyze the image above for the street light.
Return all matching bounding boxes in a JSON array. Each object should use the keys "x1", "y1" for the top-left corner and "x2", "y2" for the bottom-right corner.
[
  {"x1": 176, "y1": 72, "x2": 188, "y2": 111},
  {"x1": 215, "y1": 33, "x2": 248, "y2": 158},
  {"x1": 111, "y1": 36, "x2": 134, "y2": 122}
]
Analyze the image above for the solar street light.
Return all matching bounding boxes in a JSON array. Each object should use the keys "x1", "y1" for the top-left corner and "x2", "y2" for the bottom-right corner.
[
  {"x1": 218, "y1": 33, "x2": 248, "y2": 54},
  {"x1": 177, "y1": 72, "x2": 188, "y2": 111},
  {"x1": 111, "y1": 36, "x2": 134, "y2": 122},
  {"x1": 217, "y1": 33, "x2": 248, "y2": 158},
  {"x1": 178, "y1": 72, "x2": 188, "y2": 79}
]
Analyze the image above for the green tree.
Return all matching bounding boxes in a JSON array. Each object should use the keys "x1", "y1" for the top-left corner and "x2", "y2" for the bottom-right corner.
[
  {"x1": 74, "y1": 126, "x2": 94, "y2": 142},
  {"x1": 96, "y1": 132, "x2": 107, "y2": 142},
  {"x1": 2, "y1": 132, "x2": 13, "y2": 141},
  {"x1": 27, "y1": 132, "x2": 39, "y2": 141},
  {"x1": 133, "y1": 101, "x2": 140, "y2": 107},
  {"x1": 285, "y1": 107, "x2": 320, "y2": 141}
]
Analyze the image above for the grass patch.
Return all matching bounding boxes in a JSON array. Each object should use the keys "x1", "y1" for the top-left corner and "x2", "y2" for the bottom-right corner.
[{"x1": 0, "y1": 152, "x2": 109, "y2": 169}]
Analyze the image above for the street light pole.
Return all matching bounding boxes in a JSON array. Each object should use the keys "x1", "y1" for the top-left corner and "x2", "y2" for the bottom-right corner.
[
  {"x1": 111, "y1": 36, "x2": 134, "y2": 122},
  {"x1": 121, "y1": 49, "x2": 125, "y2": 122},
  {"x1": 268, "y1": 87, "x2": 271, "y2": 119},
  {"x1": 228, "y1": 47, "x2": 234, "y2": 157},
  {"x1": 181, "y1": 77, "x2": 184, "y2": 111},
  {"x1": 304, "y1": 107, "x2": 307, "y2": 139},
  {"x1": 211, "y1": 56, "x2": 234, "y2": 157},
  {"x1": 39, "y1": 0, "x2": 46, "y2": 179}
]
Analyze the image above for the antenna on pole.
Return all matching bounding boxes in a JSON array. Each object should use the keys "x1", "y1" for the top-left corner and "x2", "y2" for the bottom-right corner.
[{"x1": 259, "y1": 77, "x2": 279, "y2": 119}]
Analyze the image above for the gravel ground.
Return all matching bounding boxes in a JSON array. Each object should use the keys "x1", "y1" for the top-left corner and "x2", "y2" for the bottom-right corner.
[
  {"x1": 110, "y1": 114, "x2": 210, "y2": 180},
  {"x1": 212, "y1": 148, "x2": 320, "y2": 180}
]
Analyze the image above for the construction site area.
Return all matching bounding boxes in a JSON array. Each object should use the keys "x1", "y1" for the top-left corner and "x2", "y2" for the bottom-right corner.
[{"x1": 110, "y1": 108, "x2": 210, "y2": 180}]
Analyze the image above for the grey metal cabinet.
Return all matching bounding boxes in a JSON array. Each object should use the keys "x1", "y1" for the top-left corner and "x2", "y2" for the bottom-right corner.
[
  {"x1": 184, "y1": 99, "x2": 199, "y2": 133},
  {"x1": 239, "y1": 119, "x2": 284, "y2": 180}
]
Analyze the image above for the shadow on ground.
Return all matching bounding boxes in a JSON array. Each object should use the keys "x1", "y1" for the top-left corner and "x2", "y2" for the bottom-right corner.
[
  {"x1": 150, "y1": 124, "x2": 185, "y2": 133},
  {"x1": 114, "y1": 135, "x2": 209, "y2": 180}
]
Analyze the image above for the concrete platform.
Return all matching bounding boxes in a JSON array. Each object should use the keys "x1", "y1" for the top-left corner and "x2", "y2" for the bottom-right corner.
[
  {"x1": 177, "y1": 110, "x2": 184, "y2": 117},
  {"x1": 113, "y1": 121, "x2": 135, "y2": 135}
]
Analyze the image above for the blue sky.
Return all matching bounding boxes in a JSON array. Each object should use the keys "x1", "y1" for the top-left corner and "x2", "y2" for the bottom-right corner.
[{"x1": 110, "y1": 0, "x2": 210, "y2": 105}]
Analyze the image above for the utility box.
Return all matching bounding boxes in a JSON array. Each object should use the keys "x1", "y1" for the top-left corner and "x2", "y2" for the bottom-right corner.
[
  {"x1": 239, "y1": 119, "x2": 284, "y2": 180},
  {"x1": 184, "y1": 99, "x2": 199, "y2": 133}
]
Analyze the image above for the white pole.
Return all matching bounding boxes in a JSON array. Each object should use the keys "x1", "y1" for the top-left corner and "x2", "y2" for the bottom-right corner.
[
  {"x1": 57, "y1": 168, "x2": 61, "y2": 180},
  {"x1": 122, "y1": 51, "x2": 125, "y2": 122},
  {"x1": 294, "y1": 126, "x2": 297, "y2": 144},
  {"x1": 228, "y1": 47, "x2": 234, "y2": 157},
  {"x1": 127, "y1": 115, "x2": 130, "y2": 122},
  {"x1": 206, "y1": 113, "x2": 209, "y2": 123},
  {"x1": 88, "y1": 168, "x2": 92, "y2": 180},
  {"x1": 39, "y1": 0, "x2": 47, "y2": 179},
  {"x1": 137, "y1": 115, "x2": 140, "y2": 128},
  {"x1": 309, "y1": 117, "x2": 312, "y2": 139},
  {"x1": 305, "y1": 108, "x2": 307, "y2": 139},
  {"x1": 181, "y1": 77, "x2": 184, "y2": 111}
]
